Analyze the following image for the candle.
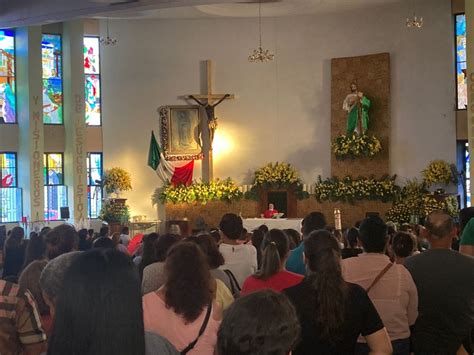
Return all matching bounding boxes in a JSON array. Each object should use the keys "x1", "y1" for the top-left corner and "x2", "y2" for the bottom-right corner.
[{"x1": 334, "y1": 208, "x2": 342, "y2": 231}]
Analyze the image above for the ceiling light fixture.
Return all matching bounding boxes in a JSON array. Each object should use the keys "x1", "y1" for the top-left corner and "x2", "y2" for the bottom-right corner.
[
  {"x1": 406, "y1": 0, "x2": 423, "y2": 29},
  {"x1": 248, "y1": 0, "x2": 274, "y2": 63},
  {"x1": 100, "y1": 20, "x2": 117, "y2": 46}
]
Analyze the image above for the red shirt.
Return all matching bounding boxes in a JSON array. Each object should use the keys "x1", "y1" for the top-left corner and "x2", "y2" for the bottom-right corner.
[
  {"x1": 263, "y1": 209, "x2": 278, "y2": 218},
  {"x1": 241, "y1": 270, "x2": 304, "y2": 295}
]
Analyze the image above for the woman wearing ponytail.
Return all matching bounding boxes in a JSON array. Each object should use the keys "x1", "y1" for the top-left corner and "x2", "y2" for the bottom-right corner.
[
  {"x1": 284, "y1": 230, "x2": 392, "y2": 354},
  {"x1": 241, "y1": 229, "x2": 303, "y2": 295}
]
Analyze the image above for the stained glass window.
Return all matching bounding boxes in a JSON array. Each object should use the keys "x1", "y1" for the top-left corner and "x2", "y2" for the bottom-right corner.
[
  {"x1": 84, "y1": 37, "x2": 101, "y2": 126},
  {"x1": 456, "y1": 14, "x2": 467, "y2": 110},
  {"x1": 42, "y1": 34, "x2": 63, "y2": 124},
  {"x1": 87, "y1": 153, "x2": 103, "y2": 218},
  {"x1": 465, "y1": 142, "x2": 471, "y2": 207},
  {"x1": 0, "y1": 30, "x2": 15, "y2": 124},
  {"x1": 0, "y1": 152, "x2": 21, "y2": 222},
  {"x1": 44, "y1": 153, "x2": 67, "y2": 220}
]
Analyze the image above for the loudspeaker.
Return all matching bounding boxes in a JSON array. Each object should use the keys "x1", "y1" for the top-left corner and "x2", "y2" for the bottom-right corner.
[
  {"x1": 60, "y1": 207, "x2": 70, "y2": 219},
  {"x1": 0, "y1": 225, "x2": 6, "y2": 248}
]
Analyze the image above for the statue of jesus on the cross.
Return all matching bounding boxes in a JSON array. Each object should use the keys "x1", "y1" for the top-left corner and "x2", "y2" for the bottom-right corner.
[{"x1": 188, "y1": 93, "x2": 231, "y2": 145}]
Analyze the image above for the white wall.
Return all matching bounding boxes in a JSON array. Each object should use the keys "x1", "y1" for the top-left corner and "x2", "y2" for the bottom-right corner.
[{"x1": 102, "y1": 0, "x2": 456, "y2": 218}]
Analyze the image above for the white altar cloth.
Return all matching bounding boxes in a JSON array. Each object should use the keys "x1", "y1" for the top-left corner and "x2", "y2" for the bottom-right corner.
[{"x1": 243, "y1": 218, "x2": 303, "y2": 232}]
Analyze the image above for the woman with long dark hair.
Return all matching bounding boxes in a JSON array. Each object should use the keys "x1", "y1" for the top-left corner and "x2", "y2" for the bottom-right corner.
[
  {"x1": 142, "y1": 234, "x2": 178, "y2": 294},
  {"x1": 143, "y1": 242, "x2": 221, "y2": 354},
  {"x1": 22, "y1": 232, "x2": 46, "y2": 270},
  {"x1": 241, "y1": 229, "x2": 303, "y2": 295},
  {"x1": 284, "y1": 230, "x2": 392, "y2": 354},
  {"x1": 3, "y1": 226, "x2": 27, "y2": 281},
  {"x1": 48, "y1": 248, "x2": 178, "y2": 355},
  {"x1": 187, "y1": 234, "x2": 235, "y2": 309},
  {"x1": 138, "y1": 233, "x2": 160, "y2": 281},
  {"x1": 19, "y1": 225, "x2": 78, "y2": 332}
]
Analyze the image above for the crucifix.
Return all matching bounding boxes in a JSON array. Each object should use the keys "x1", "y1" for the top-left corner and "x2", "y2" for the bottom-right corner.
[{"x1": 184, "y1": 59, "x2": 235, "y2": 182}]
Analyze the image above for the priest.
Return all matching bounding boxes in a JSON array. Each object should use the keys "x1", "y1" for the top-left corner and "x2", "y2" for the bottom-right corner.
[{"x1": 263, "y1": 203, "x2": 279, "y2": 219}]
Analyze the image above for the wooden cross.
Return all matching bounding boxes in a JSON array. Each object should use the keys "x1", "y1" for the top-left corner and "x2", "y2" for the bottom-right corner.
[{"x1": 184, "y1": 59, "x2": 235, "y2": 182}]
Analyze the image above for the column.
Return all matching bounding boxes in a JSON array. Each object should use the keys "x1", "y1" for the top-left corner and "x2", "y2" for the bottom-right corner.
[
  {"x1": 16, "y1": 27, "x2": 44, "y2": 222},
  {"x1": 467, "y1": 2, "x2": 474, "y2": 183},
  {"x1": 63, "y1": 20, "x2": 87, "y2": 223}
]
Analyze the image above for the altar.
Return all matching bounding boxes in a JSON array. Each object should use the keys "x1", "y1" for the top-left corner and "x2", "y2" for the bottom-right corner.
[{"x1": 243, "y1": 218, "x2": 303, "y2": 232}]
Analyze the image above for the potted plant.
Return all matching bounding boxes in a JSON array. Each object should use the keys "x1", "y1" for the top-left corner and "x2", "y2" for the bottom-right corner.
[
  {"x1": 99, "y1": 199, "x2": 131, "y2": 233},
  {"x1": 101, "y1": 167, "x2": 133, "y2": 233}
]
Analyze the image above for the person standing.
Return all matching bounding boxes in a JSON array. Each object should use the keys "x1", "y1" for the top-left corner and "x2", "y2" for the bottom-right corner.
[
  {"x1": 341, "y1": 216, "x2": 418, "y2": 355},
  {"x1": 120, "y1": 226, "x2": 131, "y2": 247},
  {"x1": 405, "y1": 211, "x2": 474, "y2": 355},
  {"x1": 284, "y1": 230, "x2": 392, "y2": 354},
  {"x1": 241, "y1": 229, "x2": 303, "y2": 295},
  {"x1": 286, "y1": 212, "x2": 327, "y2": 275},
  {"x1": 3, "y1": 226, "x2": 27, "y2": 282},
  {"x1": 218, "y1": 213, "x2": 257, "y2": 287}
]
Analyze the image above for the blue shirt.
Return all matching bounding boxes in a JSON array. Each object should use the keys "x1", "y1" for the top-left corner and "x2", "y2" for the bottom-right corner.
[{"x1": 286, "y1": 243, "x2": 306, "y2": 275}]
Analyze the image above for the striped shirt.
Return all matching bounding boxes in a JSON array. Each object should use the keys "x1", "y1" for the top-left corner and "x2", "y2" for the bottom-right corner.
[{"x1": 0, "y1": 280, "x2": 47, "y2": 355}]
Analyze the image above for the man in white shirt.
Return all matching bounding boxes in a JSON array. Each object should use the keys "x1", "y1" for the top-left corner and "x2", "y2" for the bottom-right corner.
[
  {"x1": 119, "y1": 226, "x2": 130, "y2": 247},
  {"x1": 218, "y1": 213, "x2": 258, "y2": 287}
]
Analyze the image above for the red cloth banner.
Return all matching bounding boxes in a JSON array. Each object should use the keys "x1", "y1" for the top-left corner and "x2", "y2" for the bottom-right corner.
[{"x1": 171, "y1": 161, "x2": 194, "y2": 187}]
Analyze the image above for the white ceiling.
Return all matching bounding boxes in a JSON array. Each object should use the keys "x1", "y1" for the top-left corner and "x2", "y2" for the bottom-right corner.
[
  {"x1": 104, "y1": 0, "x2": 404, "y2": 19},
  {"x1": 0, "y1": 0, "x2": 405, "y2": 28}
]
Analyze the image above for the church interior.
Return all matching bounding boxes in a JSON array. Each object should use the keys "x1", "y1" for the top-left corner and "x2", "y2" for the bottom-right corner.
[
  {"x1": 0, "y1": 1, "x2": 473, "y2": 355},
  {"x1": 1, "y1": 0, "x2": 470, "y2": 233}
]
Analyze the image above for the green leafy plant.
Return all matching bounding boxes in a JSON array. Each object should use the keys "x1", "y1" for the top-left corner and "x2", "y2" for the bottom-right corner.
[{"x1": 99, "y1": 199, "x2": 131, "y2": 223}]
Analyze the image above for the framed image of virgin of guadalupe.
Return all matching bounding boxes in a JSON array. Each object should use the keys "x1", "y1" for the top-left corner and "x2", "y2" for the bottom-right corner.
[{"x1": 159, "y1": 105, "x2": 203, "y2": 161}]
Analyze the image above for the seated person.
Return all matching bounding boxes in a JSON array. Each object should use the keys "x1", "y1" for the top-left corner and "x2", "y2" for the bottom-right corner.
[{"x1": 263, "y1": 203, "x2": 279, "y2": 218}]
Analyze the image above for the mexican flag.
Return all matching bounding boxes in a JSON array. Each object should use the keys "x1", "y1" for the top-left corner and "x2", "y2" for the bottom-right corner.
[{"x1": 147, "y1": 131, "x2": 194, "y2": 186}]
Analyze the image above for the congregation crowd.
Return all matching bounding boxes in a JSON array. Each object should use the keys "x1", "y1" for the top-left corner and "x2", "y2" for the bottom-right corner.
[{"x1": 0, "y1": 208, "x2": 473, "y2": 355}]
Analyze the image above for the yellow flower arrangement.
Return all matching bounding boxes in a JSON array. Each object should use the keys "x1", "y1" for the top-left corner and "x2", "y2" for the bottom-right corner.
[
  {"x1": 156, "y1": 178, "x2": 242, "y2": 205},
  {"x1": 332, "y1": 133, "x2": 382, "y2": 160},
  {"x1": 246, "y1": 162, "x2": 309, "y2": 200},
  {"x1": 422, "y1": 160, "x2": 457, "y2": 186},
  {"x1": 254, "y1": 162, "x2": 300, "y2": 185},
  {"x1": 386, "y1": 179, "x2": 459, "y2": 224},
  {"x1": 103, "y1": 167, "x2": 132, "y2": 195},
  {"x1": 314, "y1": 175, "x2": 399, "y2": 203}
]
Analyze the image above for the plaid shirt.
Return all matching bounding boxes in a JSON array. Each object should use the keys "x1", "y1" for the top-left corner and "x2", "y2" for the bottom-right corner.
[{"x1": 0, "y1": 280, "x2": 47, "y2": 355}]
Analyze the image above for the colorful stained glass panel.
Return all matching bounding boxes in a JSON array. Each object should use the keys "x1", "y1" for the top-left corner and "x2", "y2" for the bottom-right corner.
[
  {"x1": 0, "y1": 153, "x2": 16, "y2": 187},
  {"x1": 44, "y1": 185, "x2": 67, "y2": 221},
  {"x1": 84, "y1": 37, "x2": 100, "y2": 75},
  {"x1": 44, "y1": 153, "x2": 63, "y2": 185},
  {"x1": 42, "y1": 34, "x2": 63, "y2": 124},
  {"x1": 85, "y1": 74, "x2": 101, "y2": 126},
  {"x1": 87, "y1": 153, "x2": 103, "y2": 218},
  {"x1": 456, "y1": 14, "x2": 467, "y2": 110},
  {"x1": 0, "y1": 30, "x2": 16, "y2": 123}
]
